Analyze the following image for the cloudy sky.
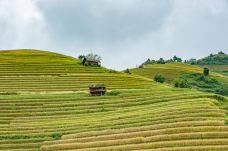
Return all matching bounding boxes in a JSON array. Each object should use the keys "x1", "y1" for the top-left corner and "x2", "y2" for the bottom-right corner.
[{"x1": 0, "y1": 0, "x2": 228, "y2": 70}]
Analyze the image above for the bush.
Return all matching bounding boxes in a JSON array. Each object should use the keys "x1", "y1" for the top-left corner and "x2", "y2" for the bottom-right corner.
[
  {"x1": 51, "y1": 133, "x2": 62, "y2": 140},
  {"x1": 0, "y1": 92, "x2": 18, "y2": 95},
  {"x1": 107, "y1": 69, "x2": 118, "y2": 73},
  {"x1": 203, "y1": 68, "x2": 209, "y2": 76},
  {"x1": 174, "y1": 79, "x2": 191, "y2": 88},
  {"x1": 139, "y1": 65, "x2": 143, "y2": 68},
  {"x1": 157, "y1": 58, "x2": 165, "y2": 64},
  {"x1": 124, "y1": 68, "x2": 131, "y2": 74},
  {"x1": 154, "y1": 74, "x2": 165, "y2": 83},
  {"x1": 106, "y1": 91, "x2": 120, "y2": 96}
]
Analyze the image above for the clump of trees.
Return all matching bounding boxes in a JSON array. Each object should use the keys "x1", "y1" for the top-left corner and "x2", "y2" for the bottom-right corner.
[
  {"x1": 154, "y1": 74, "x2": 165, "y2": 83},
  {"x1": 174, "y1": 78, "x2": 191, "y2": 88},
  {"x1": 85, "y1": 53, "x2": 102, "y2": 62},
  {"x1": 124, "y1": 68, "x2": 131, "y2": 74},
  {"x1": 157, "y1": 58, "x2": 166, "y2": 64},
  {"x1": 174, "y1": 73, "x2": 228, "y2": 96},
  {"x1": 189, "y1": 51, "x2": 228, "y2": 65},
  {"x1": 140, "y1": 51, "x2": 227, "y2": 67},
  {"x1": 140, "y1": 55, "x2": 183, "y2": 66},
  {"x1": 172, "y1": 56, "x2": 182, "y2": 62}
]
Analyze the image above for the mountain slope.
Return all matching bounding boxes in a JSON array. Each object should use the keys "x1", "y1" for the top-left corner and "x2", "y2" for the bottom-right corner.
[
  {"x1": 130, "y1": 62, "x2": 228, "y2": 96},
  {"x1": 200, "y1": 65, "x2": 228, "y2": 76},
  {"x1": 0, "y1": 49, "x2": 227, "y2": 151},
  {"x1": 197, "y1": 52, "x2": 228, "y2": 65},
  {"x1": 197, "y1": 52, "x2": 228, "y2": 77},
  {"x1": 0, "y1": 49, "x2": 155, "y2": 92},
  {"x1": 130, "y1": 62, "x2": 203, "y2": 83}
]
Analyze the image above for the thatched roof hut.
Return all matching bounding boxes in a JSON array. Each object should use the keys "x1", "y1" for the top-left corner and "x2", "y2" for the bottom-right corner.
[
  {"x1": 82, "y1": 58, "x2": 101, "y2": 66},
  {"x1": 89, "y1": 84, "x2": 106, "y2": 96}
]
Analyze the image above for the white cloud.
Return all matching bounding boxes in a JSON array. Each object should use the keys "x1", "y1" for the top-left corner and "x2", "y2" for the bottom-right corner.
[
  {"x1": 0, "y1": 0, "x2": 228, "y2": 70},
  {"x1": 0, "y1": 0, "x2": 49, "y2": 49}
]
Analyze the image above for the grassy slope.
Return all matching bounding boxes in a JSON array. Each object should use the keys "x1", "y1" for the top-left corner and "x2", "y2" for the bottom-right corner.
[
  {"x1": 200, "y1": 65, "x2": 228, "y2": 76},
  {"x1": 130, "y1": 62, "x2": 228, "y2": 88},
  {"x1": 130, "y1": 62, "x2": 228, "y2": 98},
  {"x1": 130, "y1": 62, "x2": 203, "y2": 83},
  {"x1": 0, "y1": 50, "x2": 227, "y2": 151},
  {"x1": 0, "y1": 49, "x2": 154, "y2": 92}
]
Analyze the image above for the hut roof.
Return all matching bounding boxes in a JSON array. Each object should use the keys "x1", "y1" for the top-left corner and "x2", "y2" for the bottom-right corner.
[
  {"x1": 89, "y1": 84, "x2": 105, "y2": 88},
  {"x1": 85, "y1": 57, "x2": 101, "y2": 63}
]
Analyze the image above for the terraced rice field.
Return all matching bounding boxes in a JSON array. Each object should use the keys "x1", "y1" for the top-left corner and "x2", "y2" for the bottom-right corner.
[
  {"x1": 130, "y1": 62, "x2": 203, "y2": 83},
  {"x1": 200, "y1": 65, "x2": 228, "y2": 77},
  {"x1": 0, "y1": 49, "x2": 227, "y2": 150}
]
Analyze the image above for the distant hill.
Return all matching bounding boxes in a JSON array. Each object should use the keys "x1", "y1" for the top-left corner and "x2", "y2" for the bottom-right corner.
[
  {"x1": 130, "y1": 62, "x2": 203, "y2": 83},
  {"x1": 130, "y1": 62, "x2": 228, "y2": 96},
  {"x1": 197, "y1": 52, "x2": 228, "y2": 65}
]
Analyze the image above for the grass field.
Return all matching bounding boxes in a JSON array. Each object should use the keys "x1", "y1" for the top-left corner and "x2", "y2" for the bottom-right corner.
[
  {"x1": 0, "y1": 49, "x2": 227, "y2": 151},
  {"x1": 130, "y1": 62, "x2": 228, "y2": 95},
  {"x1": 200, "y1": 65, "x2": 228, "y2": 76},
  {"x1": 130, "y1": 62, "x2": 203, "y2": 83}
]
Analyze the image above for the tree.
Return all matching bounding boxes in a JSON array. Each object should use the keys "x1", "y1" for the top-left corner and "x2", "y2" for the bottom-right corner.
[
  {"x1": 218, "y1": 51, "x2": 225, "y2": 55},
  {"x1": 124, "y1": 68, "x2": 131, "y2": 74},
  {"x1": 174, "y1": 79, "x2": 191, "y2": 88},
  {"x1": 145, "y1": 58, "x2": 151, "y2": 64},
  {"x1": 157, "y1": 58, "x2": 165, "y2": 64},
  {"x1": 173, "y1": 55, "x2": 182, "y2": 62},
  {"x1": 165, "y1": 59, "x2": 173, "y2": 63},
  {"x1": 188, "y1": 58, "x2": 197, "y2": 65},
  {"x1": 78, "y1": 55, "x2": 85, "y2": 61},
  {"x1": 139, "y1": 65, "x2": 143, "y2": 68},
  {"x1": 86, "y1": 53, "x2": 102, "y2": 62},
  {"x1": 203, "y1": 68, "x2": 209, "y2": 76},
  {"x1": 154, "y1": 74, "x2": 165, "y2": 83}
]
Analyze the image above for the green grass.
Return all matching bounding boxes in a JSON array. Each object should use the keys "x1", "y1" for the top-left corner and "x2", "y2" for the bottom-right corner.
[
  {"x1": 130, "y1": 62, "x2": 203, "y2": 83},
  {"x1": 130, "y1": 62, "x2": 228, "y2": 96},
  {"x1": 0, "y1": 49, "x2": 227, "y2": 151},
  {"x1": 200, "y1": 65, "x2": 228, "y2": 76}
]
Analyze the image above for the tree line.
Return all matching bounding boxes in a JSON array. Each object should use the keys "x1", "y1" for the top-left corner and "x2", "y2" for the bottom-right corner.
[{"x1": 140, "y1": 51, "x2": 227, "y2": 67}]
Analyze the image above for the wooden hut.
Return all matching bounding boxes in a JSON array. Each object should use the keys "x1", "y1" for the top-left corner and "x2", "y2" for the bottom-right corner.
[
  {"x1": 89, "y1": 84, "x2": 106, "y2": 96},
  {"x1": 82, "y1": 58, "x2": 101, "y2": 66}
]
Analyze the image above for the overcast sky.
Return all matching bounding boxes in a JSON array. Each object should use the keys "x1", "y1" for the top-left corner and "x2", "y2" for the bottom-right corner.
[{"x1": 0, "y1": 0, "x2": 228, "y2": 70}]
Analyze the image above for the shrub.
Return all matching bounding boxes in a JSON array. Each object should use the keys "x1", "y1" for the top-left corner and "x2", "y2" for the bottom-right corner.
[
  {"x1": 203, "y1": 68, "x2": 209, "y2": 76},
  {"x1": 51, "y1": 133, "x2": 62, "y2": 140},
  {"x1": 106, "y1": 91, "x2": 120, "y2": 96},
  {"x1": 0, "y1": 92, "x2": 18, "y2": 95},
  {"x1": 107, "y1": 69, "x2": 118, "y2": 73},
  {"x1": 174, "y1": 79, "x2": 191, "y2": 88},
  {"x1": 124, "y1": 68, "x2": 131, "y2": 74},
  {"x1": 154, "y1": 74, "x2": 165, "y2": 83},
  {"x1": 139, "y1": 65, "x2": 143, "y2": 68},
  {"x1": 157, "y1": 58, "x2": 165, "y2": 64},
  {"x1": 78, "y1": 55, "x2": 85, "y2": 61}
]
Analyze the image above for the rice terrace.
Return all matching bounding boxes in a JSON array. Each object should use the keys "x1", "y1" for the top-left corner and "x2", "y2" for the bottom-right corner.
[
  {"x1": 1, "y1": 0, "x2": 228, "y2": 150},
  {"x1": 0, "y1": 49, "x2": 227, "y2": 151}
]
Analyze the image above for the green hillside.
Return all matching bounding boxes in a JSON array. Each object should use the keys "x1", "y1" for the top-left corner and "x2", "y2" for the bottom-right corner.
[
  {"x1": 197, "y1": 52, "x2": 228, "y2": 65},
  {"x1": 0, "y1": 50, "x2": 228, "y2": 151},
  {"x1": 0, "y1": 49, "x2": 154, "y2": 92},
  {"x1": 197, "y1": 52, "x2": 228, "y2": 77},
  {"x1": 130, "y1": 62, "x2": 228, "y2": 96},
  {"x1": 200, "y1": 65, "x2": 228, "y2": 76},
  {"x1": 130, "y1": 62, "x2": 203, "y2": 83}
]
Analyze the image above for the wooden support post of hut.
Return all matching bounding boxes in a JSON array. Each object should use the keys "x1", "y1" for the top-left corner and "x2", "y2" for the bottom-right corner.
[{"x1": 89, "y1": 84, "x2": 106, "y2": 96}]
